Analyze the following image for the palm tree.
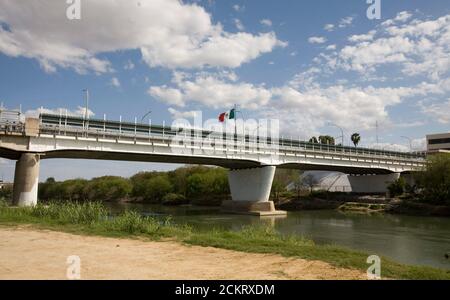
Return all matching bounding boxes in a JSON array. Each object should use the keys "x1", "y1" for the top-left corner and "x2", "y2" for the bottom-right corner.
[{"x1": 351, "y1": 133, "x2": 361, "y2": 147}]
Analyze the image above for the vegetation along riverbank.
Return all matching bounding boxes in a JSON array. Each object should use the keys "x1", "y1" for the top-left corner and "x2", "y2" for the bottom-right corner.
[
  {"x1": 0, "y1": 200, "x2": 449, "y2": 280},
  {"x1": 1, "y1": 153, "x2": 447, "y2": 217}
]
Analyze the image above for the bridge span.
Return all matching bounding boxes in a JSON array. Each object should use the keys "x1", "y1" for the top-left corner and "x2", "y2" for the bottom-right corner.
[{"x1": 0, "y1": 110, "x2": 426, "y2": 215}]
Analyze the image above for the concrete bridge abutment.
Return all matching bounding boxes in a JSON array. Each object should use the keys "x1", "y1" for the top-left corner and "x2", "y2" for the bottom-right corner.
[
  {"x1": 348, "y1": 173, "x2": 401, "y2": 194},
  {"x1": 221, "y1": 166, "x2": 287, "y2": 216},
  {"x1": 12, "y1": 153, "x2": 40, "y2": 207}
]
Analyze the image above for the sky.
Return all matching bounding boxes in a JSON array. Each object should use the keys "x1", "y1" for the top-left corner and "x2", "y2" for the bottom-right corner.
[{"x1": 0, "y1": 0, "x2": 449, "y2": 181}]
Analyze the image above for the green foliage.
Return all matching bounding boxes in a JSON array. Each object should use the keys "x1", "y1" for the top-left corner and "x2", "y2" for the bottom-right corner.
[
  {"x1": 162, "y1": 193, "x2": 188, "y2": 205},
  {"x1": 187, "y1": 168, "x2": 229, "y2": 197},
  {"x1": 142, "y1": 175, "x2": 173, "y2": 203},
  {"x1": 309, "y1": 136, "x2": 318, "y2": 144},
  {"x1": 415, "y1": 153, "x2": 450, "y2": 205},
  {"x1": 37, "y1": 166, "x2": 230, "y2": 205},
  {"x1": 271, "y1": 169, "x2": 298, "y2": 200},
  {"x1": 351, "y1": 133, "x2": 361, "y2": 147},
  {"x1": 85, "y1": 176, "x2": 132, "y2": 202},
  {"x1": 387, "y1": 177, "x2": 406, "y2": 197},
  {"x1": 318, "y1": 135, "x2": 335, "y2": 145},
  {"x1": 0, "y1": 184, "x2": 12, "y2": 200},
  {"x1": 1, "y1": 202, "x2": 449, "y2": 279},
  {"x1": 29, "y1": 201, "x2": 108, "y2": 225}
]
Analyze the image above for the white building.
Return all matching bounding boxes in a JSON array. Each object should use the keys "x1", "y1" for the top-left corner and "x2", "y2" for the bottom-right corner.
[{"x1": 427, "y1": 133, "x2": 450, "y2": 153}]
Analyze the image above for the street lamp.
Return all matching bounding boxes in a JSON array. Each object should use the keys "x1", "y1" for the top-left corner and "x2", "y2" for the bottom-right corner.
[
  {"x1": 141, "y1": 110, "x2": 152, "y2": 123},
  {"x1": 327, "y1": 121, "x2": 344, "y2": 146},
  {"x1": 82, "y1": 89, "x2": 89, "y2": 120}
]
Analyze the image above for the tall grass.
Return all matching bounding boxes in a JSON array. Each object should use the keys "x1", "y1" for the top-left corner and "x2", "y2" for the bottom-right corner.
[
  {"x1": 30, "y1": 201, "x2": 108, "y2": 224},
  {"x1": 0, "y1": 201, "x2": 449, "y2": 279}
]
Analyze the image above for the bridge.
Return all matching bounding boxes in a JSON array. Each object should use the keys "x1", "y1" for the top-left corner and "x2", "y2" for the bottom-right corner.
[{"x1": 0, "y1": 109, "x2": 426, "y2": 215}]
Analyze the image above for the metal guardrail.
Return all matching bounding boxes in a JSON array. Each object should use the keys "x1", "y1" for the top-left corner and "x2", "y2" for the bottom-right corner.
[
  {"x1": 37, "y1": 113, "x2": 426, "y2": 162},
  {"x1": 0, "y1": 108, "x2": 24, "y2": 134}
]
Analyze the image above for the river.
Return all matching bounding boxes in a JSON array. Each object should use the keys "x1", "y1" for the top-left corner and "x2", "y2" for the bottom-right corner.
[{"x1": 106, "y1": 202, "x2": 450, "y2": 270}]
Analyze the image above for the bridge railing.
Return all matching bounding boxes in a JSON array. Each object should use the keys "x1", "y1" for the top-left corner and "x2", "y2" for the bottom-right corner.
[
  {"x1": 37, "y1": 114, "x2": 426, "y2": 164},
  {"x1": 0, "y1": 108, "x2": 24, "y2": 134}
]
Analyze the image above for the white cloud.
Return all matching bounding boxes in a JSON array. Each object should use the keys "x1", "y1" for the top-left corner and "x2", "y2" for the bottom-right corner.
[
  {"x1": 334, "y1": 14, "x2": 450, "y2": 80},
  {"x1": 326, "y1": 44, "x2": 336, "y2": 51},
  {"x1": 382, "y1": 11, "x2": 413, "y2": 26},
  {"x1": 260, "y1": 19, "x2": 273, "y2": 27},
  {"x1": 233, "y1": 18, "x2": 245, "y2": 31},
  {"x1": 324, "y1": 24, "x2": 335, "y2": 32},
  {"x1": 422, "y1": 99, "x2": 450, "y2": 124},
  {"x1": 0, "y1": 0, "x2": 284, "y2": 72},
  {"x1": 338, "y1": 17, "x2": 354, "y2": 28},
  {"x1": 149, "y1": 72, "x2": 272, "y2": 110},
  {"x1": 232, "y1": 4, "x2": 244, "y2": 12},
  {"x1": 110, "y1": 77, "x2": 121, "y2": 88},
  {"x1": 149, "y1": 86, "x2": 185, "y2": 107},
  {"x1": 124, "y1": 60, "x2": 135, "y2": 70},
  {"x1": 25, "y1": 106, "x2": 95, "y2": 118},
  {"x1": 168, "y1": 108, "x2": 199, "y2": 119},
  {"x1": 348, "y1": 30, "x2": 376, "y2": 42},
  {"x1": 308, "y1": 36, "x2": 327, "y2": 44}
]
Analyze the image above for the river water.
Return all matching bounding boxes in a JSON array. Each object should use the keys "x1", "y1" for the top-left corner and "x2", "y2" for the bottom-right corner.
[{"x1": 106, "y1": 202, "x2": 450, "y2": 270}]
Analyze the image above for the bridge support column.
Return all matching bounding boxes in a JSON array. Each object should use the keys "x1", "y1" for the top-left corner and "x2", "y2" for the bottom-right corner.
[
  {"x1": 348, "y1": 173, "x2": 400, "y2": 194},
  {"x1": 222, "y1": 166, "x2": 287, "y2": 216},
  {"x1": 12, "y1": 153, "x2": 40, "y2": 207}
]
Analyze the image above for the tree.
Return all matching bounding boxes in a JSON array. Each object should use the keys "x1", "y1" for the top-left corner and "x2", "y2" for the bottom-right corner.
[
  {"x1": 351, "y1": 133, "x2": 361, "y2": 147},
  {"x1": 318, "y1": 135, "x2": 335, "y2": 145},
  {"x1": 142, "y1": 175, "x2": 173, "y2": 203},
  {"x1": 387, "y1": 177, "x2": 406, "y2": 198},
  {"x1": 291, "y1": 171, "x2": 304, "y2": 200},
  {"x1": 415, "y1": 153, "x2": 450, "y2": 205},
  {"x1": 309, "y1": 136, "x2": 318, "y2": 144},
  {"x1": 303, "y1": 174, "x2": 317, "y2": 193}
]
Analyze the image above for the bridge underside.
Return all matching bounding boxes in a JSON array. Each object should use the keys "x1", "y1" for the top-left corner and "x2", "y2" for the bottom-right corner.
[{"x1": 1, "y1": 147, "x2": 401, "y2": 175}]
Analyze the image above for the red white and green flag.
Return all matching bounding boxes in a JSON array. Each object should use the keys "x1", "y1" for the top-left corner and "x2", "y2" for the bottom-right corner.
[{"x1": 218, "y1": 109, "x2": 236, "y2": 123}]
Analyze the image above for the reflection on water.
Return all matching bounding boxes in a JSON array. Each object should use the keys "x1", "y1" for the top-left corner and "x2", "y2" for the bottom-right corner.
[{"x1": 106, "y1": 202, "x2": 450, "y2": 270}]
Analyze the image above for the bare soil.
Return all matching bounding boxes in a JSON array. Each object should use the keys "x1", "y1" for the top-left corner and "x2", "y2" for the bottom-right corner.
[{"x1": 0, "y1": 227, "x2": 366, "y2": 280}]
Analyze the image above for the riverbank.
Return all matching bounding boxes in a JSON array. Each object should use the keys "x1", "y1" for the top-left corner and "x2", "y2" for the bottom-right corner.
[
  {"x1": 0, "y1": 227, "x2": 366, "y2": 280},
  {"x1": 276, "y1": 194, "x2": 450, "y2": 217},
  {"x1": 0, "y1": 202, "x2": 449, "y2": 279}
]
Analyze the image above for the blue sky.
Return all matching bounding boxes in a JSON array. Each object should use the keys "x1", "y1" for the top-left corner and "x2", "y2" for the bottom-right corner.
[{"x1": 1, "y1": 0, "x2": 449, "y2": 181}]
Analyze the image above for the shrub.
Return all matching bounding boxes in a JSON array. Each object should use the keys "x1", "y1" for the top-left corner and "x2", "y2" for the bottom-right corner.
[
  {"x1": 162, "y1": 193, "x2": 188, "y2": 206},
  {"x1": 387, "y1": 178, "x2": 406, "y2": 198}
]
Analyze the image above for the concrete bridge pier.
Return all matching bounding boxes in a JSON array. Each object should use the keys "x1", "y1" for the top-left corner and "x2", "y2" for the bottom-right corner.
[
  {"x1": 221, "y1": 166, "x2": 287, "y2": 216},
  {"x1": 12, "y1": 153, "x2": 40, "y2": 207},
  {"x1": 348, "y1": 173, "x2": 401, "y2": 194}
]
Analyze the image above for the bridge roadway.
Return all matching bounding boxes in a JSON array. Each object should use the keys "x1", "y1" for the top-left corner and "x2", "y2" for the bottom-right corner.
[{"x1": 0, "y1": 112, "x2": 427, "y2": 215}]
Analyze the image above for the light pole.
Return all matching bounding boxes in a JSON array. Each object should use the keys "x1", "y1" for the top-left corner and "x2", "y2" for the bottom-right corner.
[
  {"x1": 141, "y1": 110, "x2": 152, "y2": 123},
  {"x1": 327, "y1": 122, "x2": 344, "y2": 146},
  {"x1": 83, "y1": 89, "x2": 89, "y2": 120},
  {"x1": 401, "y1": 136, "x2": 413, "y2": 152}
]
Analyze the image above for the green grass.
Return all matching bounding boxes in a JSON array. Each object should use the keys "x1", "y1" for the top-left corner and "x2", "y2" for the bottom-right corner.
[{"x1": 0, "y1": 200, "x2": 449, "y2": 280}]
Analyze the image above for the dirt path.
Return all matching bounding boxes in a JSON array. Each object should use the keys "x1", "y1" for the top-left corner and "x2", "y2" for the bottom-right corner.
[{"x1": 0, "y1": 227, "x2": 366, "y2": 280}]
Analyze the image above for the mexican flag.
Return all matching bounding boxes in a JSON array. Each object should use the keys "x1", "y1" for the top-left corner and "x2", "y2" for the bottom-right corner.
[{"x1": 218, "y1": 109, "x2": 236, "y2": 123}]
